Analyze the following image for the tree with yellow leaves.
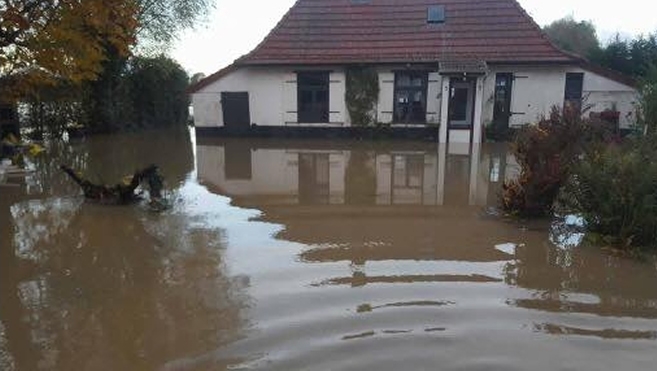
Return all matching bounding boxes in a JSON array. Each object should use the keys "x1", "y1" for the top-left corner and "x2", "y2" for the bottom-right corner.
[
  {"x1": 1, "y1": 0, "x2": 138, "y2": 96},
  {"x1": 2, "y1": 0, "x2": 213, "y2": 136}
]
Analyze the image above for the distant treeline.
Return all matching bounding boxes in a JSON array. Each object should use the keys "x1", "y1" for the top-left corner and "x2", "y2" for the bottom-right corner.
[
  {"x1": 543, "y1": 16, "x2": 657, "y2": 79},
  {"x1": 22, "y1": 55, "x2": 190, "y2": 138}
]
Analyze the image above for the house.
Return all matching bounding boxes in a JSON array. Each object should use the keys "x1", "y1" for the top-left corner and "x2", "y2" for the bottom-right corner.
[{"x1": 189, "y1": 0, "x2": 637, "y2": 143}]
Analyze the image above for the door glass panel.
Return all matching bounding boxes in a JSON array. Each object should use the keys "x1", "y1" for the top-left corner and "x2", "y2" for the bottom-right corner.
[
  {"x1": 493, "y1": 73, "x2": 513, "y2": 128},
  {"x1": 396, "y1": 91, "x2": 409, "y2": 104},
  {"x1": 449, "y1": 87, "x2": 468, "y2": 121},
  {"x1": 396, "y1": 75, "x2": 411, "y2": 87}
]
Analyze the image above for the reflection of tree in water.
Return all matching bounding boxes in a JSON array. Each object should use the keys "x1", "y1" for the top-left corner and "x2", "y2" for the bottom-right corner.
[
  {"x1": 6, "y1": 198, "x2": 248, "y2": 370},
  {"x1": 25, "y1": 127, "x2": 194, "y2": 198},
  {"x1": 344, "y1": 150, "x2": 376, "y2": 205},
  {"x1": 79, "y1": 128, "x2": 194, "y2": 186},
  {"x1": 0, "y1": 322, "x2": 13, "y2": 371},
  {"x1": 23, "y1": 139, "x2": 91, "y2": 196},
  {"x1": 1, "y1": 128, "x2": 247, "y2": 370}
]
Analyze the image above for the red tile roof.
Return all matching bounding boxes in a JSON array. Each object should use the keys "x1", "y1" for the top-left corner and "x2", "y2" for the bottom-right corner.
[
  {"x1": 189, "y1": 0, "x2": 635, "y2": 92},
  {"x1": 242, "y1": 0, "x2": 577, "y2": 65}
]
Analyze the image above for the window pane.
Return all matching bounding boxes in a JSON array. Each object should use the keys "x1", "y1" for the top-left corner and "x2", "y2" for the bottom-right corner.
[
  {"x1": 397, "y1": 75, "x2": 411, "y2": 87},
  {"x1": 449, "y1": 88, "x2": 468, "y2": 121},
  {"x1": 564, "y1": 73, "x2": 584, "y2": 100},
  {"x1": 427, "y1": 5, "x2": 445, "y2": 23},
  {"x1": 564, "y1": 73, "x2": 584, "y2": 114}
]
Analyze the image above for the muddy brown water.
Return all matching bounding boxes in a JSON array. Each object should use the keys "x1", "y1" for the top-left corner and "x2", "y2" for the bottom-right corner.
[{"x1": 1, "y1": 129, "x2": 656, "y2": 371}]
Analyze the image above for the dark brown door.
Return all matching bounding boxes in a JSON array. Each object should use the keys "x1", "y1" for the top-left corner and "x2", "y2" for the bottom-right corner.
[{"x1": 221, "y1": 92, "x2": 250, "y2": 129}]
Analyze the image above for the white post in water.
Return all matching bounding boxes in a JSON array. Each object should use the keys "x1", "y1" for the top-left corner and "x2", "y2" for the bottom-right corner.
[
  {"x1": 472, "y1": 77, "x2": 485, "y2": 144},
  {"x1": 436, "y1": 143, "x2": 446, "y2": 205},
  {"x1": 439, "y1": 77, "x2": 450, "y2": 144}
]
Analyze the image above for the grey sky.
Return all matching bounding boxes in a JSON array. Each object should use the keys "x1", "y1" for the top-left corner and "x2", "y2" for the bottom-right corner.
[{"x1": 172, "y1": 0, "x2": 656, "y2": 76}]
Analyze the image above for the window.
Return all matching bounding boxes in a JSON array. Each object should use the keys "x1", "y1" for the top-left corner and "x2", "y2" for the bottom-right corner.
[
  {"x1": 394, "y1": 71, "x2": 428, "y2": 124},
  {"x1": 427, "y1": 5, "x2": 445, "y2": 23},
  {"x1": 564, "y1": 73, "x2": 584, "y2": 113},
  {"x1": 297, "y1": 72, "x2": 329, "y2": 123}
]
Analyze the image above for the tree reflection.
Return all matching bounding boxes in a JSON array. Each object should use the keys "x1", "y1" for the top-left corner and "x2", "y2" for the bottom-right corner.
[
  {"x1": 0, "y1": 180, "x2": 40, "y2": 371},
  {"x1": 344, "y1": 150, "x2": 376, "y2": 205},
  {"x1": 1, "y1": 128, "x2": 247, "y2": 370},
  {"x1": 5, "y1": 192, "x2": 247, "y2": 370}
]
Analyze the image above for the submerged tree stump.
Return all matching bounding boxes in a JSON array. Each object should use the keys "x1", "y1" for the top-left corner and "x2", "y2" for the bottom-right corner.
[{"x1": 60, "y1": 164, "x2": 164, "y2": 205}]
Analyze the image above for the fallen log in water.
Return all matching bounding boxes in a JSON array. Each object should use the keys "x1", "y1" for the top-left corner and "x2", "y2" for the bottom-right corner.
[{"x1": 60, "y1": 164, "x2": 164, "y2": 205}]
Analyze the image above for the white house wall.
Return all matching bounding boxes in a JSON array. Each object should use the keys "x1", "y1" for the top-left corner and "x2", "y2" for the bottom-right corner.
[
  {"x1": 193, "y1": 64, "x2": 637, "y2": 131},
  {"x1": 481, "y1": 66, "x2": 638, "y2": 129},
  {"x1": 580, "y1": 71, "x2": 637, "y2": 128},
  {"x1": 192, "y1": 67, "x2": 286, "y2": 127},
  {"x1": 193, "y1": 66, "x2": 349, "y2": 128}
]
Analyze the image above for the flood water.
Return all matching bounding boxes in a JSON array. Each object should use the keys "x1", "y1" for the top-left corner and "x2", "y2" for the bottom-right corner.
[{"x1": 1, "y1": 129, "x2": 656, "y2": 370}]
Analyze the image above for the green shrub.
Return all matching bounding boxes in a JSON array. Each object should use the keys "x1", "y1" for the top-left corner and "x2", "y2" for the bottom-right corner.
[
  {"x1": 345, "y1": 67, "x2": 379, "y2": 127},
  {"x1": 637, "y1": 65, "x2": 657, "y2": 136},
  {"x1": 501, "y1": 107, "x2": 608, "y2": 217},
  {"x1": 559, "y1": 140, "x2": 657, "y2": 251}
]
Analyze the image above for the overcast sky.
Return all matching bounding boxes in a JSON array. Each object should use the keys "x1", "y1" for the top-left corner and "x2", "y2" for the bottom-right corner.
[{"x1": 172, "y1": 0, "x2": 656, "y2": 76}]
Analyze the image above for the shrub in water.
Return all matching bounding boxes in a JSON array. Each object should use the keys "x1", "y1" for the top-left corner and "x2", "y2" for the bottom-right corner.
[
  {"x1": 501, "y1": 107, "x2": 608, "y2": 217},
  {"x1": 560, "y1": 140, "x2": 657, "y2": 251}
]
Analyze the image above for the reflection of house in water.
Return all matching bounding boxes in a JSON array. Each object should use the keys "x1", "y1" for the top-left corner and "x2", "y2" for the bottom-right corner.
[
  {"x1": 196, "y1": 139, "x2": 518, "y2": 208},
  {"x1": 197, "y1": 139, "x2": 541, "y2": 292}
]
